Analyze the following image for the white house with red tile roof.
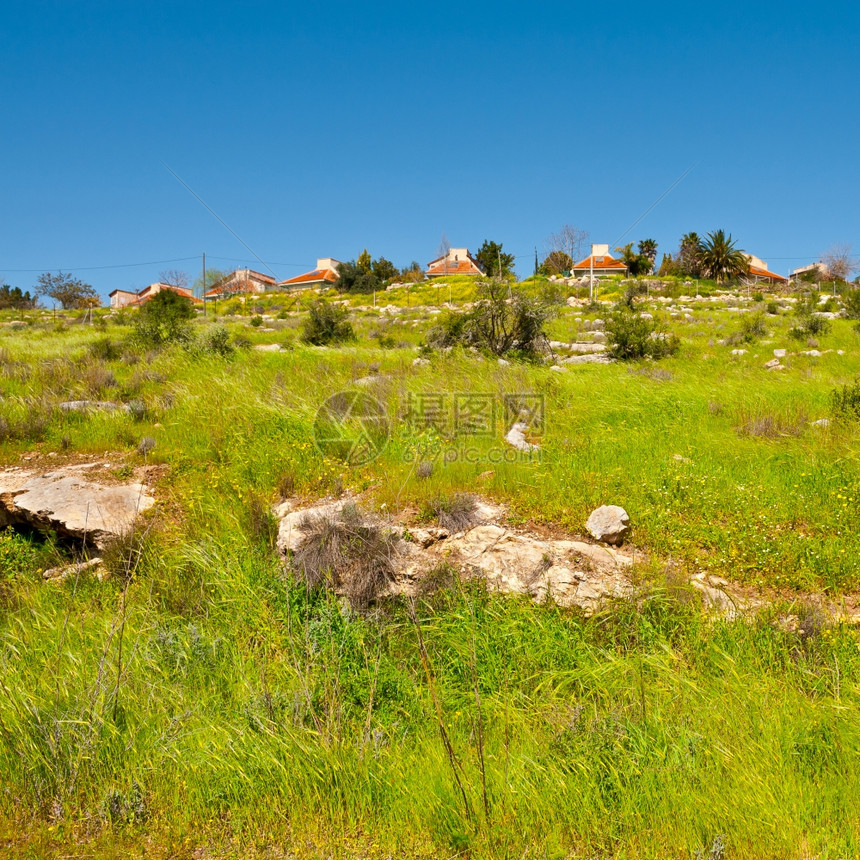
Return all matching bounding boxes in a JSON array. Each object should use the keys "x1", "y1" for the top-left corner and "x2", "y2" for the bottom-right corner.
[
  {"x1": 278, "y1": 258, "x2": 342, "y2": 290},
  {"x1": 571, "y1": 244, "x2": 628, "y2": 277},
  {"x1": 742, "y1": 253, "x2": 788, "y2": 285},
  {"x1": 204, "y1": 268, "x2": 278, "y2": 300},
  {"x1": 426, "y1": 248, "x2": 485, "y2": 278},
  {"x1": 108, "y1": 283, "x2": 201, "y2": 308}
]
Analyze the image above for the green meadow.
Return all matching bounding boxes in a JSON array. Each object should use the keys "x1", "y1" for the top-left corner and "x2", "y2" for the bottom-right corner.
[{"x1": 2, "y1": 279, "x2": 860, "y2": 857}]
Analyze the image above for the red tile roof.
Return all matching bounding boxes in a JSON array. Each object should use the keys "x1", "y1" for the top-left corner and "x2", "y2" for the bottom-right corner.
[
  {"x1": 571, "y1": 253, "x2": 628, "y2": 272},
  {"x1": 279, "y1": 268, "x2": 339, "y2": 287},
  {"x1": 132, "y1": 284, "x2": 201, "y2": 305},
  {"x1": 748, "y1": 265, "x2": 787, "y2": 283},
  {"x1": 426, "y1": 258, "x2": 484, "y2": 276}
]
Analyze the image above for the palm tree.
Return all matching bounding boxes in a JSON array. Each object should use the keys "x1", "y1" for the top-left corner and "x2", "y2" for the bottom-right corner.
[
  {"x1": 637, "y1": 239, "x2": 658, "y2": 264},
  {"x1": 698, "y1": 230, "x2": 749, "y2": 283}
]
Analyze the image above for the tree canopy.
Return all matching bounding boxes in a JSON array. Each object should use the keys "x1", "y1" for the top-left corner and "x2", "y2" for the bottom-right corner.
[
  {"x1": 0, "y1": 283, "x2": 35, "y2": 310},
  {"x1": 35, "y1": 272, "x2": 99, "y2": 309},
  {"x1": 615, "y1": 243, "x2": 653, "y2": 277},
  {"x1": 335, "y1": 253, "x2": 399, "y2": 293},
  {"x1": 475, "y1": 240, "x2": 515, "y2": 278},
  {"x1": 698, "y1": 230, "x2": 749, "y2": 283},
  {"x1": 134, "y1": 289, "x2": 196, "y2": 346}
]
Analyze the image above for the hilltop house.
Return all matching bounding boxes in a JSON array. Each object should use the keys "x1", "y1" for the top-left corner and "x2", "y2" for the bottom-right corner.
[
  {"x1": 571, "y1": 244, "x2": 628, "y2": 277},
  {"x1": 742, "y1": 253, "x2": 788, "y2": 286},
  {"x1": 426, "y1": 248, "x2": 484, "y2": 278},
  {"x1": 108, "y1": 283, "x2": 201, "y2": 309},
  {"x1": 204, "y1": 268, "x2": 278, "y2": 301},
  {"x1": 790, "y1": 262, "x2": 828, "y2": 283},
  {"x1": 278, "y1": 258, "x2": 342, "y2": 290}
]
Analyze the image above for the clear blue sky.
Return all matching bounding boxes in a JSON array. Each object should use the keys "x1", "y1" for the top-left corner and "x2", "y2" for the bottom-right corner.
[{"x1": 2, "y1": 0, "x2": 858, "y2": 297}]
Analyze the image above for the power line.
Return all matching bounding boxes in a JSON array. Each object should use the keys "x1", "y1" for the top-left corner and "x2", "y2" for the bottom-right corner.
[
  {"x1": 0, "y1": 256, "x2": 199, "y2": 274},
  {"x1": 161, "y1": 162, "x2": 279, "y2": 281}
]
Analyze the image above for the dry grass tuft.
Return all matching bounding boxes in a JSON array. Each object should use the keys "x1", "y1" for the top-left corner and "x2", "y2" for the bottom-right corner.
[
  {"x1": 291, "y1": 503, "x2": 397, "y2": 611},
  {"x1": 428, "y1": 493, "x2": 481, "y2": 533}
]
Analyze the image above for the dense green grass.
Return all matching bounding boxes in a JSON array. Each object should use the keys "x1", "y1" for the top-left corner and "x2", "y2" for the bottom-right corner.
[{"x1": 2, "y1": 284, "x2": 860, "y2": 856}]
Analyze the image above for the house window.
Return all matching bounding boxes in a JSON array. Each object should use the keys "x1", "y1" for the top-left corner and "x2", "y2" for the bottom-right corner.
[{"x1": 595, "y1": 257, "x2": 604, "y2": 263}]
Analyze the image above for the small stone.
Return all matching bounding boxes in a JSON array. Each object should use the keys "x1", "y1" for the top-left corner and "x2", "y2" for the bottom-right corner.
[
  {"x1": 550, "y1": 365, "x2": 566, "y2": 372},
  {"x1": 730, "y1": 348, "x2": 747, "y2": 356},
  {"x1": 585, "y1": 505, "x2": 630, "y2": 546},
  {"x1": 811, "y1": 418, "x2": 830, "y2": 428},
  {"x1": 773, "y1": 348, "x2": 787, "y2": 358},
  {"x1": 412, "y1": 357, "x2": 430, "y2": 367},
  {"x1": 764, "y1": 358, "x2": 781, "y2": 369}
]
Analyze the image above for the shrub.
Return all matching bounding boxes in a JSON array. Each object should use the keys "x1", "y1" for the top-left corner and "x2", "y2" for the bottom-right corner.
[
  {"x1": 0, "y1": 529, "x2": 38, "y2": 579},
  {"x1": 88, "y1": 336, "x2": 121, "y2": 361},
  {"x1": 426, "y1": 281, "x2": 557, "y2": 358},
  {"x1": 831, "y1": 378, "x2": 860, "y2": 420},
  {"x1": 739, "y1": 312, "x2": 767, "y2": 343},
  {"x1": 198, "y1": 325, "x2": 234, "y2": 356},
  {"x1": 605, "y1": 309, "x2": 680, "y2": 361},
  {"x1": 250, "y1": 315, "x2": 263, "y2": 328},
  {"x1": 766, "y1": 301, "x2": 780, "y2": 315},
  {"x1": 301, "y1": 300, "x2": 355, "y2": 345},
  {"x1": 752, "y1": 291, "x2": 765, "y2": 302},
  {"x1": 843, "y1": 289, "x2": 860, "y2": 320},
  {"x1": 133, "y1": 290, "x2": 195, "y2": 347}
]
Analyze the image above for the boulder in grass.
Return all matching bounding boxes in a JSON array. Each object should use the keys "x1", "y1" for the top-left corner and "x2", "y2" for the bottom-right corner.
[{"x1": 585, "y1": 505, "x2": 630, "y2": 546}]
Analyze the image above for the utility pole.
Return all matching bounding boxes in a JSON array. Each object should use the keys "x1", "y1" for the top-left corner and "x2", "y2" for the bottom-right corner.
[
  {"x1": 589, "y1": 254, "x2": 594, "y2": 302},
  {"x1": 202, "y1": 252, "x2": 207, "y2": 318}
]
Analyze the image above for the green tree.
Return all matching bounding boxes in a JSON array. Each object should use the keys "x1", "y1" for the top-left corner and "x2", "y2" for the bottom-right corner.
[
  {"x1": 400, "y1": 261, "x2": 424, "y2": 283},
  {"x1": 615, "y1": 243, "x2": 652, "y2": 277},
  {"x1": 0, "y1": 282, "x2": 35, "y2": 310},
  {"x1": 134, "y1": 289, "x2": 196, "y2": 347},
  {"x1": 637, "y1": 239, "x2": 658, "y2": 266},
  {"x1": 335, "y1": 261, "x2": 380, "y2": 294},
  {"x1": 35, "y1": 272, "x2": 99, "y2": 309},
  {"x1": 475, "y1": 240, "x2": 515, "y2": 278},
  {"x1": 357, "y1": 249, "x2": 372, "y2": 274},
  {"x1": 192, "y1": 268, "x2": 229, "y2": 297},
  {"x1": 698, "y1": 230, "x2": 749, "y2": 283},
  {"x1": 371, "y1": 257, "x2": 398, "y2": 282},
  {"x1": 677, "y1": 232, "x2": 702, "y2": 277},
  {"x1": 541, "y1": 251, "x2": 574, "y2": 276}
]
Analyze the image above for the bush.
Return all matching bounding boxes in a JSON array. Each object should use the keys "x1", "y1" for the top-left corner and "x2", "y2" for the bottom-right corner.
[
  {"x1": 738, "y1": 312, "x2": 767, "y2": 343},
  {"x1": 766, "y1": 301, "x2": 780, "y2": 315},
  {"x1": 133, "y1": 290, "x2": 195, "y2": 348},
  {"x1": 198, "y1": 325, "x2": 234, "y2": 356},
  {"x1": 831, "y1": 379, "x2": 860, "y2": 420},
  {"x1": 0, "y1": 529, "x2": 38, "y2": 579},
  {"x1": 605, "y1": 309, "x2": 680, "y2": 361},
  {"x1": 426, "y1": 281, "x2": 557, "y2": 358},
  {"x1": 250, "y1": 315, "x2": 263, "y2": 328},
  {"x1": 301, "y1": 300, "x2": 355, "y2": 345},
  {"x1": 88, "y1": 336, "x2": 121, "y2": 361},
  {"x1": 843, "y1": 289, "x2": 860, "y2": 320}
]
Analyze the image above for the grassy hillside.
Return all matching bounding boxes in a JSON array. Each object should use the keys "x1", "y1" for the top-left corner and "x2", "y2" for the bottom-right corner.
[{"x1": 2, "y1": 282, "x2": 860, "y2": 857}]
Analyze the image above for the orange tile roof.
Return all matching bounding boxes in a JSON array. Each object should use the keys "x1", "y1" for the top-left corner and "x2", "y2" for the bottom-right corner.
[
  {"x1": 571, "y1": 253, "x2": 628, "y2": 272},
  {"x1": 279, "y1": 268, "x2": 339, "y2": 286},
  {"x1": 132, "y1": 285, "x2": 201, "y2": 305},
  {"x1": 426, "y1": 259, "x2": 484, "y2": 276},
  {"x1": 748, "y1": 265, "x2": 787, "y2": 283}
]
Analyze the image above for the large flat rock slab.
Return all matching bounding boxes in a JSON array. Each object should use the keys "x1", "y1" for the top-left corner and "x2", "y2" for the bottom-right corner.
[{"x1": 0, "y1": 466, "x2": 154, "y2": 548}]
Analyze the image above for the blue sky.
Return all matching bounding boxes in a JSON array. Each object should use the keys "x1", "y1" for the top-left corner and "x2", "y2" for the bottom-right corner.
[{"x1": 2, "y1": 0, "x2": 858, "y2": 297}]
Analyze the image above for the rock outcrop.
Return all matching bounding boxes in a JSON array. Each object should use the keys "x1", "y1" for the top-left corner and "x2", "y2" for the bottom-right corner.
[{"x1": 0, "y1": 465, "x2": 154, "y2": 548}]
